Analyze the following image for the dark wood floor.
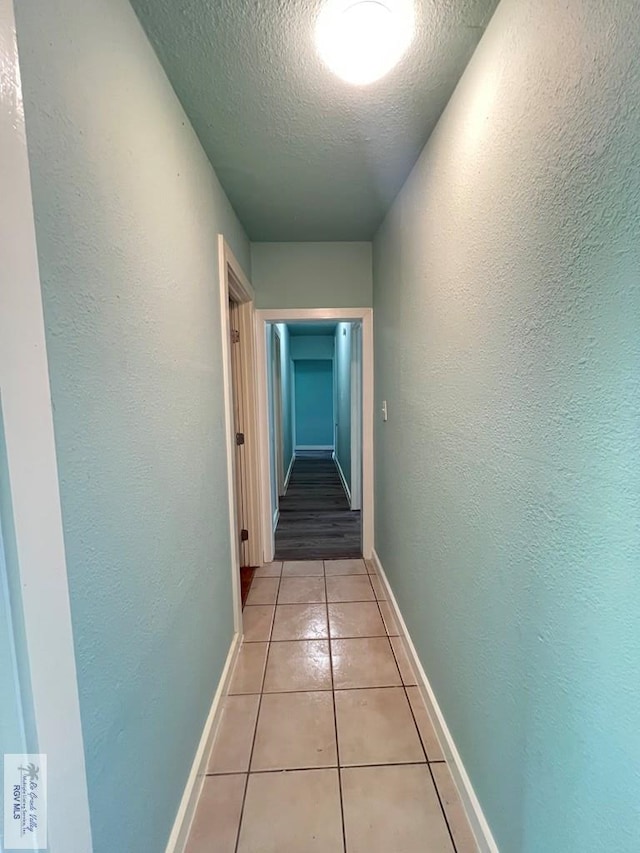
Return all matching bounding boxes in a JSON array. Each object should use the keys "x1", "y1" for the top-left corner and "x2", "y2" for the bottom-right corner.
[
  {"x1": 274, "y1": 453, "x2": 362, "y2": 561},
  {"x1": 240, "y1": 565, "x2": 256, "y2": 607}
]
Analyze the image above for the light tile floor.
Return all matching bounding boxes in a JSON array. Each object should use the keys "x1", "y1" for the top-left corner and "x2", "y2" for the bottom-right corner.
[{"x1": 186, "y1": 559, "x2": 478, "y2": 853}]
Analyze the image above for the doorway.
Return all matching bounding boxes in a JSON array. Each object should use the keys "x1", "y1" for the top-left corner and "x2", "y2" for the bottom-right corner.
[{"x1": 256, "y1": 309, "x2": 374, "y2": 564}]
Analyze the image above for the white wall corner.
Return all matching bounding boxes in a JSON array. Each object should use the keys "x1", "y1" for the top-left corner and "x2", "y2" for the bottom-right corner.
[
  {"x1": 0, "y1": 1, "x2": 93, "y2": 848},
  {"x1": 371, "y1": 550, "x2": 500, "y2": 853}
]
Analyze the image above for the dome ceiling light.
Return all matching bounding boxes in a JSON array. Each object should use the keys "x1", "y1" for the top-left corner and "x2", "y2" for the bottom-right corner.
[{"x1": 315, "y1": 0, "x2": 415, "y2": 86}]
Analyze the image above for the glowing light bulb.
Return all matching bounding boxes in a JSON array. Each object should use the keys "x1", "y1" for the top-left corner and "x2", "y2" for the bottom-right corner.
[{"x1": 315, "y1": 0, "x2": 415, "y2": 85}]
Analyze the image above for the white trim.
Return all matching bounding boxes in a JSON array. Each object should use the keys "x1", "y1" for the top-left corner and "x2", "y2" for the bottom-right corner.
[
  {"x1": 350, "y1": 322, "x2": 363, "y2": 512},
  {"x1": 295, "y1": 444, "x2": 334, "y2": 451},
  {"x1": 218, "y1": 235, "x2": 261, "y2": 630},
  {"x1": 237, "y1": 300, "x2": 263, "y2": 567},
  {"x1": 164, "y1": 633, "x2": 241, "y2": 853},
  {"x1": 272, "y1": 507, "x2": 280, "y2": 533},
  {"x1": 0, "y1": 3, "x2": 93, "y2": 849},
  {"x1": 371, "y1": 550, "x2": 499, "y2": 853},
  {"x1": 334, "y1": 454, "x2": 352, "y2": 504},
  {"x1": 360, "y1": 310, "x2": 373, "y2": 557},
  {"x1": 218, "y1": 237, "x2": 243, "y2": 633},
  {"x1": 291, "y1": 358, "x2": 297, "y2": 451},
  {"x1": 256, "y1": 307, "x2": 374, "y2": 560},
  {"x1": 257, "y1": 320, "x2": 274, "y2": 564},
  {"x1": 283, "y1": 453, "x2": 295, "y2": 493}
]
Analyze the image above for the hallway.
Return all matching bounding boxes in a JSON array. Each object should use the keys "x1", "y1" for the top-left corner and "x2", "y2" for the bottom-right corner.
[
  {"x1": 6, "y1": 0, "x2": 639, "y2": 849},
  {"x1": 186, "y1": 559, "x2": 476, "y2": 853},
  {"x1": 275, "y1": 454, "x2": 361, "y2": 561}
]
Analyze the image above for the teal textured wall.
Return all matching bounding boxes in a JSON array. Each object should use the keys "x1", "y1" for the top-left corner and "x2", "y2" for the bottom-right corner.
[
  {"x1": 294, "y1": 361, "x2": 334, "y2": 447},
  {"x1": 334, "y1": 323, "x2": 352, "y2": 490},
  {"x1": 15, "y1": 0, "x2": 250, "y2": 850},
  {"x1": 252, "y1": 242, "x2": 372, "y2": 308},
  {"x1": 373, "y1": 1, "x2": 640, "y2": 851}
]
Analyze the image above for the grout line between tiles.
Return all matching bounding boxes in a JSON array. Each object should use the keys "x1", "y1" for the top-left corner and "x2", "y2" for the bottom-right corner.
[
  {"x1": 207, "y1": 759, "x2": 434, "y2": 777},
  {"x1": 427, "y1": 759, "x2": 459, "y2": 853},
  {"x1": 324, "y1": 560, "x2": 348, "y2": 853},
  {"x1": 373, "y1": 587, "x2": 460, "y2": 853},
  {"x1": 245, "y1": 632, "x2": 391, "y2": 643},
  {"x1": 233, "y1": 570, "x2": 282, "y2": 853},
  {"x1": 231, "y1": 683, "x2": 418, "y2": 697}
]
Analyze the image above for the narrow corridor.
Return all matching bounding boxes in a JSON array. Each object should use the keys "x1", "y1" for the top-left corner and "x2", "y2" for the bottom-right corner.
[
  {"x1": 186, "y1": 559, "x2": 477, "y2": 852},
  {"x1": 275, "y1": 454, "x2": 361, "y2": 561}
]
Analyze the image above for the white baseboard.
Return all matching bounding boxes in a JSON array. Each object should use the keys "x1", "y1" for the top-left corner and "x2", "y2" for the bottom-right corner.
[
  {"x1": 165, "y1": 632, "x2": 242, "y2": 853},
  {"x1": 283, "y1": 454, "x2": 295, "y2": 494},
  {"x1": 295, "y1": 445, "x2": 334, "y2": 451},
  {"x1": 371, "y1": 550, "x2": 499, "y2": 853},
  {"x1": 334, "y1": 455, "x2": 352, "y2": 505}
]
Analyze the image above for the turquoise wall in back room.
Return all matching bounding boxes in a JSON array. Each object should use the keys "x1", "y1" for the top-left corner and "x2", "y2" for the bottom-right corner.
[
  {"x1": 251, "y1": 242, "x2": 372, "y2": 308},
  {"x1": 15, "y1": 0, "x2": 250, "y2": 850},
  {"x1": 373, "y1": 1, "x2": 640, "y2": 851},
  {"x1": 294, "y1": 360, "x2": 334, "y2": 447}
]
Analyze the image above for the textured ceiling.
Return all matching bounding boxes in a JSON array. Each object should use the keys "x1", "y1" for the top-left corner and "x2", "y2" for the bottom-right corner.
[{"x1": 130, "y1": 0, "x2": 498, "y2": 240}]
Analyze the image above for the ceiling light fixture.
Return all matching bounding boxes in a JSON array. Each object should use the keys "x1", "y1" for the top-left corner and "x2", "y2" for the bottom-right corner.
[{"x1": 315, "y1": 0, "x2": 415, "y2": 86}]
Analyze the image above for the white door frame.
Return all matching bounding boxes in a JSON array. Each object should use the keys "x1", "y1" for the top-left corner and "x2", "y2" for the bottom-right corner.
[
  {"x1": 272, "y1": 325, "x2": 285, "y2": 497},
  {"x1": 256, "y1": 308, "x2": 374, "y2": 563},
  {"x1": 0, "y1": 1, "x2": 92, "y2": 847},
  {"x1": 218, "y1": 235, "x2": 262, "y2": 633},
  {"x1": 350, "y1": 322, "x2": 363, "y2": 511}
]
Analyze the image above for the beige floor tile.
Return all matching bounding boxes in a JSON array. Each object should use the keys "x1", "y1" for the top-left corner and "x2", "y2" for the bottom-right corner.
[
  {"x1": 278, "y1": 576, "x2": 326, "y2": 604},
  {"x1": 263, "y1": 640, "x2": 332, "y2": 692},
  {"x1": 326, "y1": 575, "x2": 374, "y2": 602},
  {"x1": 331, "y1": 638, "x2": 402, "y2": 689},
  {"x1": 237, "y1": 769, "x2": 343, "y2": 853},
  {"x1": 406, "y1": 687, "x2": 444, "y2": 761},
  {"x1": 391, "y1": 636, "x2": 417, "y2": 685},
  {"x1": 335, "y1": 687, "x2": 424, "y2": 766},
  {"x1": 370, "y1": 575, "x2": 387, "y2": 600},
  {"x1": 328, "y1": 602, "x2": 386, "y2": 638},
  {"x1": 271, "y1": 603, "x2": 328, "y2": 641},
  {"x1": 324, "y1": 558, "x2": 367, "y2": 575},
  {"x1": 432, "y1": 763, "x2": 480, "y2": 853},
  {"x1": 377, "y1": 600, "x2": 401, "y2": 636},
  {"x1": 185, "y1": 774, "x2": 245, "y2": 853},
  {"x1": 228, "y1": 643, "x2": 268, "y2": 695},
  {"x1": 365, "y1": 559, "x2": 377, "y2": 575},
  {"x1": 253, "y1": 561, "x2": 282, "y2": 578},
  {"x1": 252, "y1": 691, "x2": 337, "y2": 770},
  {"x1": 341, "y1": 764, "x2": 454, "y2": 853},
  {"x1": 283, "y1": 560, "x2": 325, "y2": 576},
  {"x1": 242, "y1": 605, "x2": 274, "y2": 642},
  {"x1": 207, "y1": 694, "x2": 259, "y2": 774},
  {"x1": 245, "y1": 577, "x2": 279, "y2": 606}
]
